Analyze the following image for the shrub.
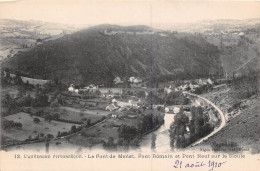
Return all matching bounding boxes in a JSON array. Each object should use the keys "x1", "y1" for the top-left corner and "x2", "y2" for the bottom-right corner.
[{"x1": 33, "y1": 117, "x2": 40, "y2": 124}]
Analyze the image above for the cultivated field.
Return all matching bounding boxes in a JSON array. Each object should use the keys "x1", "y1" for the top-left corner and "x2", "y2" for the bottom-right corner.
[
  {"x1": 4, "y1": 112, "x2": 80, "y2": 141},
  {"x1": 58, "y1": 106, "x2": 111, "y2": 123}
]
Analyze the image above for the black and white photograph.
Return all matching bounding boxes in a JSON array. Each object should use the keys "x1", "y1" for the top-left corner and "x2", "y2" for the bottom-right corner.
[{"x1": 0, "y1": 0, "x2": 259, "y2": 170}]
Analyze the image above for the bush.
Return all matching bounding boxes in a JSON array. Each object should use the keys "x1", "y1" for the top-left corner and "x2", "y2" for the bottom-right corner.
[
  {"x1": 33, "y1": 117, "x2": 40, "y2": 124},
  {"x1": 50, "y1": 101, "x2": 60, "y2": 108},
  {"x1": 103, "y1": 137, "x2": 116, "y2": 149}
]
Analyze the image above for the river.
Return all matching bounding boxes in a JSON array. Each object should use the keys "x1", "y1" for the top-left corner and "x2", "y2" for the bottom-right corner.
[{"x1": 138, "y1": 113, "x2": 175, "y2": 152}]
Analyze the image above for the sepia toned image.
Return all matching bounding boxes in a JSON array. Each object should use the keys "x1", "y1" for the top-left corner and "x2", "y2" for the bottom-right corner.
[{"x1": 0, "y1": 0, "x2": 259, "y2": 170}]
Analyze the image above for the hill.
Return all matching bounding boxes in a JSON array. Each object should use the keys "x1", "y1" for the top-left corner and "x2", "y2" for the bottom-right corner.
[
  {"x1": 1, "y1": 24, "x2": 223, "y2": 86},
  {"x1": 166, "y1": 19, "x2": 260, "y2": 77}
]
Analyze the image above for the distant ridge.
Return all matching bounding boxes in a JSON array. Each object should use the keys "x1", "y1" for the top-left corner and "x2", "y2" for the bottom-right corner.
[{"x1": 2, "y1": 24, "x2": 223, "y2": 85}]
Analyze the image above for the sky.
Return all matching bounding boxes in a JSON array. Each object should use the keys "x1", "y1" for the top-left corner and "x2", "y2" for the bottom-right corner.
[{"x1": 0, "y1": 0, "x2": 259, "y2": 26}]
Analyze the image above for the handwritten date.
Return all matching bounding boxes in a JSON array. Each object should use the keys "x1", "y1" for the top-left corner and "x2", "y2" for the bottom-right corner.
[{"x1": 173, "y1": 160, "x2": 227, "y2": 171}]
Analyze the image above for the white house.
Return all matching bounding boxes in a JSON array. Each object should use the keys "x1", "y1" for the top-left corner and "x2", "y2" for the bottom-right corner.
[
  {"x1": 186, "y1": 126, "x2": 190, "y2": 133},
  {"x1": 128, "y1": 99, "x2": 141, "y2": 108},
  {"x1": 165, "y1": 106, "x2": 180, "y2": 114},
  {"x1": 112, "y1": 98, "x2": 117, "y2": 103},
  {"x1": 105, "y1": 104, "x2": 118, "y2": 111},
  {"x1": 164, "y1": 86, "x2": 173, "y2": 94},
  {"x1": 68, "y1": 84, "x2": 80, "y2": 94},
  {"x1": 68, "y1": 84, "x2": 75, "y2": 92},
  {"x1": 129, "y1": 77, "x2": 136, "y2": 83},
  {"x1": 133, "y1": 77, "x2": 142, "y2": 83},
  {"x1": 111, "y1": 114, "x2": 117, "y2": 118},
  {"x1": 84, "y1": 84, "x2": 98, "y2": 90},
  {"x1": 113, "y1": 76, "x2": 124, "y2": 84},
  {"x1": 173, "y1": 107, "x2": 180, "y2": 114},
  {"x1": 207, "y1": 78, "x2": 213, "y2": 84},
  {"x1": 74, "y1": 89, "x2": 79, "y2": 94},
  {"x1": 192, "y1": 100, "x2": 201, "y2": 107}
]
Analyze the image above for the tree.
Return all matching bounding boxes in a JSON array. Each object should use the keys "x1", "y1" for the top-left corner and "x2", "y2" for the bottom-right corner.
[
  {"x1": 50, "y1": 100, "x2": 59, "y2": 108},
  {"x1": 44, "y1": 114, "x2": 52, "y2": 122},
  {"x1": 14, "y1": 122, "x2": 23, "y2": 128},
  {"x1": 17, "y1": 87, "x2": 26, "y2": 98},
  {"x1": 137, "y1": 91, "x2": 146, "y2": 98},
  {"x1": 104, "y1": 137, "x2": 116, "y2": 148},
  {"x1": 53, "y1": 113, "x2": 60, "y2": 120},
  {"x1": 2, "y1": 93, "x2": 12, "y2": 108},
  {"x1": 87, "y1": 119, "x2": 91, "y2": 126},
  {"x1": 33, "y1": 117, "x2": 40, "y2": 124},
  {"x1": 70, "y1": 125, "x2": 77, "y2": 133},
  {"x1": 33, "y1": 88, "x2": 49, "y2": 107}
]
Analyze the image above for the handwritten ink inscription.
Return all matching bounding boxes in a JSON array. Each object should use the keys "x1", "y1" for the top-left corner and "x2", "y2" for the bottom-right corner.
[{"x1": 173, "y1": 160, "x2": 227, "y2": 171}]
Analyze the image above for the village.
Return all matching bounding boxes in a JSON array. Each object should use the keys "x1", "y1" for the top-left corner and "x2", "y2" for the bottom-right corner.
[{"x1": 1, "y1": 67, "x2": 226, "y2": 150}]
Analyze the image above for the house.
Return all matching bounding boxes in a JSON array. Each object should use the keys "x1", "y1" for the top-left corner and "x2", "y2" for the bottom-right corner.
[
  {"x1": 111, "y1": 112, "x2": 124, "y2": 118},
  {"x1": 68, "y1": 84, "x2": 75, "y2": 92},
  {"x1": 129, "y1": 77, "x2": 136, "y2": 83},
  {"x1": 113, "y1": 76, "x2": 124, "y2": 84},
  {"x1": 111, "y1": 114, "x2": 117, "y2": 118},
  {"x1": 105, "y1": 104, "x2": 118, "y2": 111},
  {"x1": 116, "y1": 100, "x2": 130, "y2": 108},
  {"x1": 207, "y1": 78, "x2": 213, "y2": 85},
  {"x1": 152, "y1": 104, "x2": 164, "y2": 109},
  {"x1": 175, "y1": 88, "x2": 180, "y2": 92},
  {"x1": 165, "y1": 106, "x2": 180, "y2": 114},
  {"x1": 74, "y1": 89, "x2": 79, "y2": 94},
  {"x1": 133, "y1": 77, "x2": 142, "y2": 83},
  {"x1": 186, "y1": 126, "x2": 190, "y2": 133},
  {"x1": 129, "y1": 76, "x2": 143, "y2": 88},
  {"x1": 68, "y1": 87, "x2": 74, "y2": 92},
  {"x1": 128, "y1": 99, "x2": 141, "y2": 108},
  {"x1": 84, "y1": 84, "x2": 98, "y2": 90},
  {"x1": 197, "y1": 78, "x2": 208, "y2": 85},
  {"x1": 21, "y1": 76, "x2": 50, "y2": 86},
  {"x1": 192, "y1": 99, "x2": 205, "y2": 107},
  {"x1": 68, "y1": 84, "x2": 79, "y2": 94},
  {"x1": 179, "y1": 84, "x2": 188, "y2": 91},
  {"x1": 164, "y1": 86, "x2": 173, "y2": 94}
]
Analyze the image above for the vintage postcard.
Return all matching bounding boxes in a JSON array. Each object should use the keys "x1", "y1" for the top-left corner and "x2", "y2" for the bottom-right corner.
[{"x1": 0, "y1": 0, "x2": 259, "y2": 170}]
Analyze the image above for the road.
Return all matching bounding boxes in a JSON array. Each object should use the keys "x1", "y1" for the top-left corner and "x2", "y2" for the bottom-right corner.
[{"x1": 183, "y1": 92, "x2": 226, "y2": 147}]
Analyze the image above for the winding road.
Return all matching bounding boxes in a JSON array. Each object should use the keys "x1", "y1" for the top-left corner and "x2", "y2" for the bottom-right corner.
[{"x1": 183, "y1": 92, "x2": 226, "y2": 147}]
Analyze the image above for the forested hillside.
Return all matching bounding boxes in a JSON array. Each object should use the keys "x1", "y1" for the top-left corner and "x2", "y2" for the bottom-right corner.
[{"x1": 2, "y1": 25, "x2": 223, "y2": 85}]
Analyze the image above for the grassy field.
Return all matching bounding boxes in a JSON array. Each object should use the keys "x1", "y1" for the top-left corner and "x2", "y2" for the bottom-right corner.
[
  {"x1": 68, "y1": 118, "x2": 119, "y2": 147},
  {"x1": 1, "y1": 85, "x2": 36, "y2": 98},
  {"x1": 68, "y1": 114, "x2": 141, "y2": 147},
  {"x1": 4, "y1": 112, "x2": 80, "y2": 141},
  {"x1": 58, "y1": 106, "x2": 111, "y2": 123}
]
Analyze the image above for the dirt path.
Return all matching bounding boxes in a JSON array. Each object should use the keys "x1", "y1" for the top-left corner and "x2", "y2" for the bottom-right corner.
[{"x1": 183, "y1": 92, "x2": 226, "y2": 147}]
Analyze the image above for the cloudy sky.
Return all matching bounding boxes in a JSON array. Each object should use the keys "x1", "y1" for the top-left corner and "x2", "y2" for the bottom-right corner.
[{"x1": 0, "y1": 0, "x2": 259, "y2": 26}]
